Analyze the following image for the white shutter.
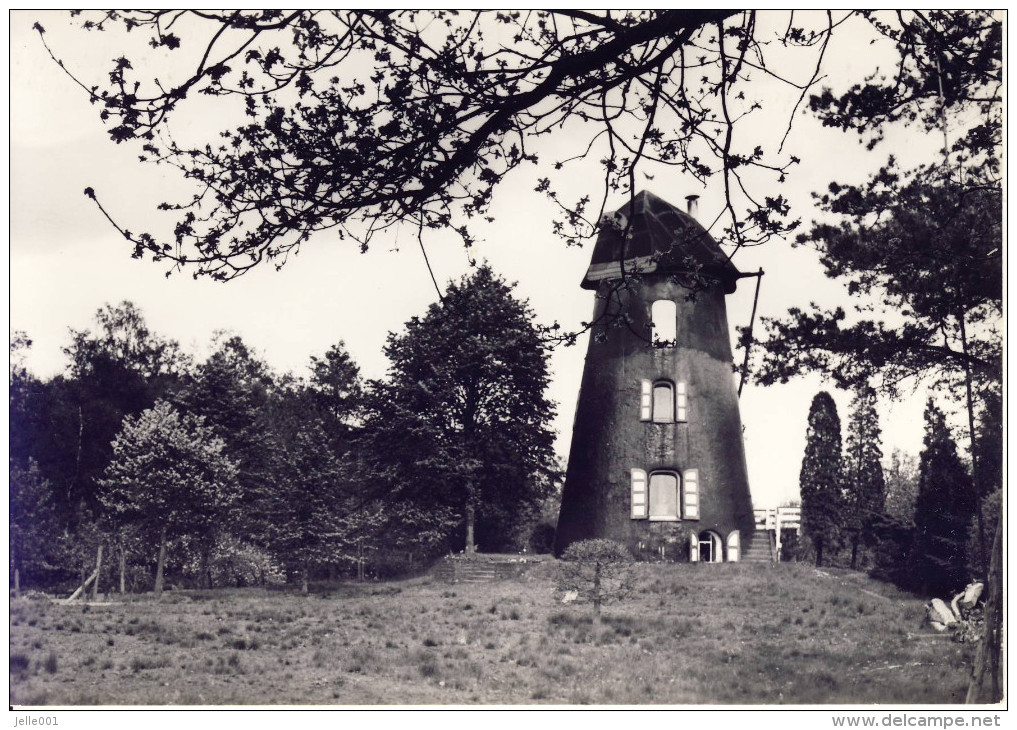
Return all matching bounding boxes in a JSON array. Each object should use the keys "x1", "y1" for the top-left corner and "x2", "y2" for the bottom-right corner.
[
  {"x1": 726, "y1": 530, "x2": 740, "y2": 563},
  {"x1": 676, "y1": 381, "x2": 688, "y2": 422},
  {"x1": 689, "y1": 532, "x2": 699, "y2": 563},
  {"x1": 683, "y1": 469, "x2": 699, "y2": 520},
  {"x1": 639, "y1": 380, "x2": 652, "y2": 421},
  {"x1": 630, "y1": 469, "x2": 648, "y2": 519}
]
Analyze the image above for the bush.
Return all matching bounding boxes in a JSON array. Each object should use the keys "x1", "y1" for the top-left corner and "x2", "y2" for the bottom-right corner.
[
  {"x1": 180, "y1": 533, "x2": 286, "y2": 587},
  {"x1": 869, "y1": 513, "x2": 917, "y2": 591},
  {"x1": 555, "y1": 539, "x2": 633, "y2": 616}
]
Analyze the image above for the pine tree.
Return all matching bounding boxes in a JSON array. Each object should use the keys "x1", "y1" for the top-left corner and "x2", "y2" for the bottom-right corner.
[
  {"x1": 911, "y1": 400, "x2": 976, "y2": 595},
  {"x1": 799, "y1": 392, "x2": 844, "y2": 567},
  {"x1": 842, "y1": 385, "x2": 886, "y2": 569}
]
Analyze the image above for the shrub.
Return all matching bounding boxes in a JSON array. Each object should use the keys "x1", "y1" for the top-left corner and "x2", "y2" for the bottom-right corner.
[
  {"x1": 180, "y1": 533, "x2": 286, "y2": 587},
  {"x1": 555, "y1": 539, "x2": 634, "y2": 616}
]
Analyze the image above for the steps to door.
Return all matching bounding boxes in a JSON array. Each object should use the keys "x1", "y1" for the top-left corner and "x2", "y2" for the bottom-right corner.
[{"x1": 740, "y1": 531, "x2": 774, "y2": 564}]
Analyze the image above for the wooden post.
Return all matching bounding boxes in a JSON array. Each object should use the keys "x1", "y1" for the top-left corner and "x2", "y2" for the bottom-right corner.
[
  {"x1": 66, "y1": 569, "x2": 99, "y2": 603},
  {"x1": 119, "y1": 546, "x2": 126, "y2": 595},
  {"x1": 154, "y1": 526, "x2": 167, "y2": 596},
  {"x1": 90, "y1": 544, "x2": 104, "y2": 601},
  {"x1": 774, "y1": 509, "x2": 782, "y2": 563},
  {"x1": 465, "y1": 504, "x2": 476, "y2": 555}
]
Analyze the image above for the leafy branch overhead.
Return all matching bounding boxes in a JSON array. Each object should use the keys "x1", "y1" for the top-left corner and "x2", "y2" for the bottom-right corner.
[{"x1": 36, "y1": 10, "x2": 999, "y2": 280}]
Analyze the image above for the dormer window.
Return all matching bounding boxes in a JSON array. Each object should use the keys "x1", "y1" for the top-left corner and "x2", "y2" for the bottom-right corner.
[{"x1": 650, "y1": 300, "x2": 677, "y2": 347}]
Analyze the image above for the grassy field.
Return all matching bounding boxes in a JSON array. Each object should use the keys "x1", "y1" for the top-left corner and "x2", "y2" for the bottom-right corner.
[{"x1": 9, "y1": 561, "x2": 974, "y2": 706}]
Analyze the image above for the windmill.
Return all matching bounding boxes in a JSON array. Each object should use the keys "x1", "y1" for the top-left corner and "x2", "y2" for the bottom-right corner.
[{"x1": 554, "y1": 190, "x2": 763, "y2": 563}]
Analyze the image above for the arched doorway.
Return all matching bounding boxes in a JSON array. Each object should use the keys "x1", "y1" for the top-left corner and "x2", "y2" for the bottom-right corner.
[{"x1": 698, "y1": 530, "x2": 723, "y2": 563}]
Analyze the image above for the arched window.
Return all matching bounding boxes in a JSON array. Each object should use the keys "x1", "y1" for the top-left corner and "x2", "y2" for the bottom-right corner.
[
  {"x1": 640, "y1": 379, "x2": 688, "y2": 423},
  {"x1": 650, "y1": 300, "x2": 677, "y2": 347},
  {"x1": 652, "y1": 381, "x2": 674, "y2": 423},
  {"x1": 648, "y1": 472, "x2": 679, "y2": 520}
]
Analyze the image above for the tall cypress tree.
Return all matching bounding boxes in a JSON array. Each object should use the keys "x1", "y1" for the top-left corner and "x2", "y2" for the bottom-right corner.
[
  {"x1": 912, "y1": 400, "x2": 976, "y2": 595},
  {"x1": 799, "y1": 391, "x2": 844, "y2": 567},
  {"x1": 843, "y1": 385, "x2": 886, "y2": 569}
]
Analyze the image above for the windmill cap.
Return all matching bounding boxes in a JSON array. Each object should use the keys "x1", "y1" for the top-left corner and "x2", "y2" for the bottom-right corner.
[{"x1": 581, "y1": 190, "x2": 741, "y2": 293}]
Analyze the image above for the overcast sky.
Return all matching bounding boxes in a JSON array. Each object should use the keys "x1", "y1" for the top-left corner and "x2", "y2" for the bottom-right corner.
[{"x1": 10, "y1": 11, "x2": 958, "y2": 508}]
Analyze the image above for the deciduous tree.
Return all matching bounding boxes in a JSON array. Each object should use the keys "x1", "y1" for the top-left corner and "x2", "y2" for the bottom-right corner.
[
  {"x1": 99, "y1": 400, "x2": 240, "y2": 594},
  {"x1": 35, "y1": 11, "x2": 999, "y2": 281},
  {"x1": 555, "y1": 539, "x2": 633, "y2": 618},
  {"x1": 882, "y1": 448, "x2": 919, "y2": 523},
  {"x1": 366, "y1": 265, "x2": 557, "y2": 553}
]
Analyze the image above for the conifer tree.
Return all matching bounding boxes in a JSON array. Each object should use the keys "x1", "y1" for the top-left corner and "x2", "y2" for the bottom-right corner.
[
  {"x1": 799, "y1": 392, "x2": 844, "y2": 567},
  {"x1": 842, "y1": 385, "x2": 885, "y2": 569},
  {"x1": 911, "y1": 400, "x2": 976, "y2": 595}
]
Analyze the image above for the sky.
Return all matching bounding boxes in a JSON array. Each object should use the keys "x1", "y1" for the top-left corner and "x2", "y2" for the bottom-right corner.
[{"x1": 9, "y1": 11, "x2": 958, "y2": 509}]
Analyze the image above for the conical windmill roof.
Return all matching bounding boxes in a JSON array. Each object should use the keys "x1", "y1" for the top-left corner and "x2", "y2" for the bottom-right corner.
[{"x1": 581, "y1": 190, "x2": 741, "y2": 293}]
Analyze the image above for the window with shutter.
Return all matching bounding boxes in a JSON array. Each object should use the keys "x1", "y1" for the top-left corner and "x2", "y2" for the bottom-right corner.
[
  {"x1": 630, "y1": 469, "x2": 647, "y2": 519},
  {"x1": 652, "y1": 381, "x2": 675, "y2": 423},
  {"x1": 648, "y1": 472, "x2": 679, "y2": 520},
  {"x1": 676, "y1": 382, "x2": 688, "y2": 422},
  {"x1": 689, "y1": 532, "x2": 699, "y2": 563},
  {"x1": 639, "y1": 380, "x2": 652, "y2": 421},
  {"x1": 683, "y1": 469, "x2": 699, "y2": 520}
]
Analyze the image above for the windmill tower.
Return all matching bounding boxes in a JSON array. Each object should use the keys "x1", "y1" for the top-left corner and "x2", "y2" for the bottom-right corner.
[{"x1": 554, "y1": 190, "x2": 756, "y2": 562}]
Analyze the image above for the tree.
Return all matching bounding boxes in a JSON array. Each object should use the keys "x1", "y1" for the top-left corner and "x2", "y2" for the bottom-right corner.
[
  {"x1": 99, "y1": 400, "x2": 240, "y2": 594},
  {"x1": 10, "y1": 460, "x2": 60, "y2": 589},
  {"x1": 799, "y1": 392, "x2": 844, "y2": 567},
  {"x1": 35, "y1": 11, "x2": 999, "y2": 281},
  {"x1": 261, "y1": 355, "x2": 375, "y2": 590},
  {"x1": 555, "y1": 539, "x2": 633, "y2": 618},
  {"x1": 40, "y1": 302, "x2": 188, "y2": 521},
  {"x1": 756, "y1": 172, "x2": 1001, "y2": 398},
  {"x1": 366, "y1": 265, "x2": 557, "y2": 553},
  {"x1": 174, "y1": 333, "x2": 278, "y2": 544},
  {"x1": 883, "y1": 448, "x2": 919, "y2": 523},
  {"x1": 841, "y1": 385, "x2": 885, "y2": 569},
  {"x1": 266, "y1": 421, "x2": 378, "y2": 592},
  {"x1": 910, "y1": 400, "x2": 975, "y2": 596},
  {"x1": 306, "y1": 342, "x2": 363, "y2": 439}
]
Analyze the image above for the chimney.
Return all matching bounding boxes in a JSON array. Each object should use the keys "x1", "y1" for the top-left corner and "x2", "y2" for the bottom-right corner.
[{"x1": 685, "y1": 194, "x2": 700, "y2": 219}]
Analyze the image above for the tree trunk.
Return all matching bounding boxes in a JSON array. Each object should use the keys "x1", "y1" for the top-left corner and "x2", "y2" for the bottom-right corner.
[
  {"x1": 301, "y1": 561, "x2": 309, "y2": 595},
  {"x1": 850, "y1": 536, "x2": 859, "y2": 570},
  {"x1": 90, "y1": 544, "x2": 103, "y2": 601},
  {"x1": 119, "y1": 546, "x2": 126, "y2": 595},
  {"x1": 958, "y1": 308, "x2": 987, "y2": 576},
  {"x1": 465, "y1": 504, "x2": 476, "y2": 555},
  {"x1": 967, "y1": 511, "x2": 1003, "y2": 704},
  {"x1": 815, "y1": 537, "x2": 824, "y2": 567},
  {"x1": 14, "y1": 568, "x2": 20, "y2": 599},
  {"x1": 154, "y1": 526, "x2": 167, "y2": 596},
  {"x1": 592, "y1": 561, "x2": 602, "y2": 621}
]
